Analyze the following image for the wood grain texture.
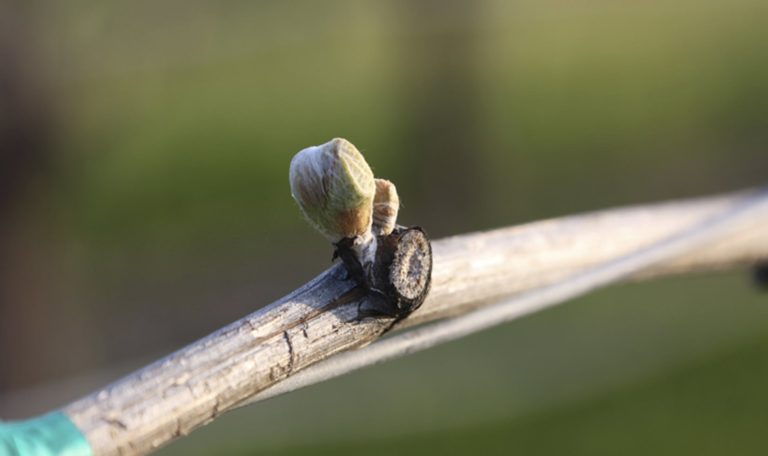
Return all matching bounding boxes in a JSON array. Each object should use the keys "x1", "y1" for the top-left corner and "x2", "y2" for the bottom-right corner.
[{"x1": 63, "y1": 188, "x2": 768, "y2": 456}]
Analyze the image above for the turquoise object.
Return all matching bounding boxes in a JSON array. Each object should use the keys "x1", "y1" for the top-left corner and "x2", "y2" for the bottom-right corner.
[{"x1": 0, "y1": 412, "x2": 92, "y2": 456}]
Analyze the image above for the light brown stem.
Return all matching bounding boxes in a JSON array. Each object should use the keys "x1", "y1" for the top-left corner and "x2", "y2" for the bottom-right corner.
[{"x1": 63, "y1": 188, "x2": 768, "y2": 455}]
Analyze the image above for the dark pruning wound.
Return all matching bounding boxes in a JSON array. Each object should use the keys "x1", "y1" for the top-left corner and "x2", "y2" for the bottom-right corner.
[{"x1": 289, "y1": 138, "x2": 432, "y2": 320}]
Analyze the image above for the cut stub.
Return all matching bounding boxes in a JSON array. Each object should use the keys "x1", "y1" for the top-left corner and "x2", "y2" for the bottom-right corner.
[
  {"x1": 372, "y1": 226, "x2": 433, "y2": 319},
  {"x1": 334, "y1": 225, "x2": 433, "y2": 321}
]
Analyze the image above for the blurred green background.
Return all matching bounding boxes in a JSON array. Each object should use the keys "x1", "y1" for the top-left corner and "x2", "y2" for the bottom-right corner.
[{"x1": 1, "y1": 0, "x2": 767, "y2": 454}]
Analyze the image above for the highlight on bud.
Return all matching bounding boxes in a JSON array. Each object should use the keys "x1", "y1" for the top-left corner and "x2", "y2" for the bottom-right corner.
[
  {"x1": 289, "y1": 138, "x2": 376, "y2": 242},
  {"x1": 372, "y1": 179, "x2": 400, "y2": 236}
]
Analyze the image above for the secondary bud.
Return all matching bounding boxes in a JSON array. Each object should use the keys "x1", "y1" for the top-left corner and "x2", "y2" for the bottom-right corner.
[
  {"x1": 289, "y1": 138, "x2": 376, "y2": 242},
  {"x1": 372, "y1": 179, "x2": 400, "y2": 236}
]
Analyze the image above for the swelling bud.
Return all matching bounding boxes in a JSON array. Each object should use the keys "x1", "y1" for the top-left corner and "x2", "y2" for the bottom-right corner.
[
  {"x1": 289, "y1": 138, "x2": 376, "y2": 243},
  {"x1": 372, "y1": 179, "x2": 400, "y2": 236}
]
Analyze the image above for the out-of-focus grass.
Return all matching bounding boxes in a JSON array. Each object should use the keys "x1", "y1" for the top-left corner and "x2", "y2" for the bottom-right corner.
[
  {"x1": 264, "y1": 332, "x2": 768, "y2": 456},
  {"x1": 478, "y1": 0, "x2": 768, "y2": 221},
  {"x1": 44, "y1": 0, "x2": 767, "y2": 262}
]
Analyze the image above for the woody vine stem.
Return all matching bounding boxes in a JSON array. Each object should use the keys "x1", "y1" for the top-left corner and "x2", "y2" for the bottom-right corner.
[{"x1": 43, "y1": 138, "x2": 768, "y2": 456}]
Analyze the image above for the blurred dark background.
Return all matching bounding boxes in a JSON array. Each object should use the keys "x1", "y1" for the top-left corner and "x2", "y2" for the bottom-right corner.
[{"x1": 1, "y1": 0, "x2": 767, "y2": 454}]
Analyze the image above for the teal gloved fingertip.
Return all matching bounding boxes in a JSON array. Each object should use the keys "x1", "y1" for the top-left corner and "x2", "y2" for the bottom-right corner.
[{"x1": 0, "y1": 411, "x2": 92, "y2": 456}]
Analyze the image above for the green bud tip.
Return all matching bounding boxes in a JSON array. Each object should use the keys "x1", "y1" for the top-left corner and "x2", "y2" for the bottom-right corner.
[{"x1": 289, "y1": 138, "x2": 376, "y2": 242}]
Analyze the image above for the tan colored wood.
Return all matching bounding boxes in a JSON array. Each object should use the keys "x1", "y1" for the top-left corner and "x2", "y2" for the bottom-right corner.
[{"x1": 63, "y1": 189, "x2": 768, "y2": 455}]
